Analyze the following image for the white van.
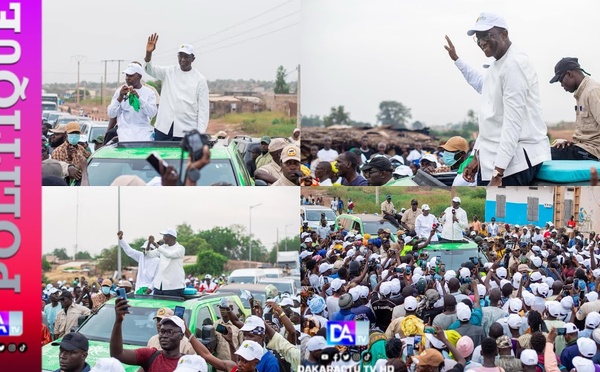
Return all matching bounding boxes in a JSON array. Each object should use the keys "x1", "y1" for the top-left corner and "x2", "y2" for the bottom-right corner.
[{"x1": 228, "y1": 268, "x2": 266, "y2": 284}]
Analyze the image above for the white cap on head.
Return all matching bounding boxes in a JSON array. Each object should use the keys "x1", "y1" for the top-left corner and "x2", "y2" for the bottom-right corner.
[
  {"x1": 235, "y1": 340, "x2": 264, "y2": 361},
  {"x1": 379, "y1": 282, "x2": 392, "y2": 296},
  {"x1": 577, "y1": 338, "x2": 597, "y2": 358},
  {"x1": 585, "y1": 311, "x2": 600, "y2": 329},
  {"x1": 530, "y1": 272, "x2": 543, "y2": 282},
  {"x1": 421, "y1": 204, "x2": 431, "y2": 211},
  {"x1": 459, "y1": 267, "x2": 470, "y2": 278},
  {"x1": 452, "y1": 197, "x2": 461, "y2": 203},
  {"x1": 178, "y1": 44, "x2": 194, "y2": 55},
  {"x1": 404, "y1": 296, "x2": 418, "y2": 311},
  {"x1": 240, "y1": 316, "x2": 265, "y2": 332},
  {"x1": 358, "y1": 286, "x2": 370, "y2": 299},
  {"x1": 561, "y1": 296, "x2": 574, "y2": 310},
  {"x1": 456, "y1": 302, "x2": 471, "y2": 321},
  {"x1": 330, "y1": 278, "x2": 346, "y2": 292},
  {"x1": 90, "y1": 358, "x2": 126, "y2": 372},
  {"x1": 507, "y1": 314, "x2": 522, "y2": 329},
  {"x1": 509, "y1": 298, "x2": 523, "y2": 313},
  {"x1": 519, "y1": 349, "x2": 538, "y2": 366},
  {"x1": 536, "y1": 283, "x2": 549, "y2": 298},
  {"x1": 348, "y1": 287, "x2": 360, "y2": 302},
  {"x1": 496, "y1": 267, "x2": 507, "y2": 279},
  {"x1": 173, "y1": 355, "x2": 208, "y2": 372},
  {"x1": 573, "y1": 357, "x2": 595, "y2": 372},
  {"x1": 546, "y1": 301, "x2": 562, "y2": 318},
  {"x1": 565, "y1": 322, "x2": 578, "y2": 334},
  {"x1": 160, "y1": 227, "x2": 178, "y2": 239},
  {"x1": 585, "y1": 292, "x2": 599, "y2": 303},
  {"x1": 531, "y1": 256, "x2": 542, "y2": 268},
  {"x1": 306, "y1": 336, "x2": 327, "y2": 352},
  {"x1": 512, "y1": 272, "x2": 522, "y2": 289},
  {"x1": 444, "y1": 270, "x2": 456, "y2": 281},
  {"x1": 160, "y1": 316, "x2": 185, "y2": 333},
  {"x1": 122, "y1": 63, "x2": 144, "y2": 77}
]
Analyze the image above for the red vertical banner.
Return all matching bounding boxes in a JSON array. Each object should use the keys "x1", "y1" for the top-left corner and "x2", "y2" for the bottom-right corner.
[{"x1": 0, "y1": 0, "x2": 41, "y2": 368}]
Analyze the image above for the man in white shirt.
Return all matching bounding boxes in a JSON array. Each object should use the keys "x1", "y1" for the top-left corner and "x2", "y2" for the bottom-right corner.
[
  {"x1": 317, "y1": 136, "x2": 339, "y2": 162},
  {"x1": 415, "y1": 204, "x2": 439, "y2": 242},
  {"x1": 198, "y1": 274, "x2": 217, "y2": 293},
  {"x1": 444, "y1": 13, "x2": 550, "y2": 186},
  {"x1": 487, "y1": 217, "x2": 499, "y2": 237},
  {"x1": 406, "y1": 143, "x2": 423, "y2": 163},
  {"x1": 107, "y1": 63, "x2": 157, "y2": 142},
  {"x1": 144, "y1": 33, "x2": 209, "y2": 140},
  {"x1": 117, "y1": 231, "x2": 160, "y2": 295},
  {"x1": 531, "y1": 227, "x2": 544, "y2": 243},
  {"x1": 439, "y1": 197, "x2": 468, "y2": 242},
  {"x1": 145, "y1": 227, "x2": 186, "y2": 297}
]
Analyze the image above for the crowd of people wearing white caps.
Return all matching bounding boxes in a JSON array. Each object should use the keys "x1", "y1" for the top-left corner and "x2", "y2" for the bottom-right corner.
[
  {"x1": 299, "y1": 197, "x2": 600, "y2": 372},
  {"x1": 42, "y1": 226, "x2": 305, "y2": 371}
]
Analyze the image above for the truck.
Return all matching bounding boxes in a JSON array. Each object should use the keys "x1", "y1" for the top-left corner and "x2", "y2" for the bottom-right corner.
[{"x1": 277, "y1": 251, "x2": 300, "y2": 276}]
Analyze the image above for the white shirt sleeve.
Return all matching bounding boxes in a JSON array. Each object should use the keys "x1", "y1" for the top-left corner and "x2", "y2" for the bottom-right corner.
[
  {"x1": 138, "y1": 88, "x2": 158, "y2": 119},
  {"x1": 119, "y1": 239, "x2": 143, "y2": 263},
  {"x1": 144, "y1": 61, "x2": 168, "y2": 80},
  {"x1": 196, "y1": 79, "x2": 210, "y2": 134},
  {"x1": 158, "y1": 244, "x2": 185, "y2": 258},
  {"x1": 455, "y1": 58, "x2": 484, "y2": 94},
  {"x1": 107, "y1": 88, "x2": 123, "y2": 119}
]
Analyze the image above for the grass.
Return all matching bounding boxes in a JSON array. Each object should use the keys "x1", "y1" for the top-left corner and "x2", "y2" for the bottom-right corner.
[
  {"x1": 220, "y1": 111, "x2": 296, "y2": 137},
  {"x1": 309, "y1": 187, "x2": 486, "y2": 221}
]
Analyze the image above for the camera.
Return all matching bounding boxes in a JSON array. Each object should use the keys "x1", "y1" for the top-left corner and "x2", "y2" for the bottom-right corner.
[{"x1": 181, "y1": 129, "x2": 211, "y2": 161}]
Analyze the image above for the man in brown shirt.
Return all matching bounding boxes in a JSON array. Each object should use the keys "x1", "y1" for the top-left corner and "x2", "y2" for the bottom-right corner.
[
  {"x1": 550, "y1": 57, "x2": 600, "y2": 160},
  {"x1": 254, "y1": 138, "x2": 288, "y2": 185},
  {"x1": 214, "y1": 299, "x2": 244, "y2": 370},
  {"x1": 401, "y1": 199, "x2": 421, "y2": 233},
  {"x1": 53, "y1": 291, "x2": 91, "y2": 339},
  {"x1": 91, "y1": 279, "x2": 115, "y2": 311},
  {"x1": 51, "y1": 122, "x2": 90, "y2": 184}
]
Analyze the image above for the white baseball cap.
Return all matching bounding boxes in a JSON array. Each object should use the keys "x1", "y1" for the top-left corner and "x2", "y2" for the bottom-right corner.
[
  {"x1": 174, "y1": 355, "x2": 208, "y2": 372},
  {"x1": 358, "y1": 286, "x2": 370, "y2": 299},
  {"x1": 404, "y1": 296, "x2": 418, "y2": 311},
  {"x1": 160, "y1": 227, "x2": 178, "y2": 238},
  {"x1": 585, "y1": 312, "x2": 600, "y2": 329},
  {"x1": 348, "y1": 287, "x2": 360, "y2": 302},
  {"x1": 330, "y1": 278, "x2": 346, "y2": 292},
  {"x1": 560, "y1": 296, "x2": 574, "y2": 310},
  {"x1": 585, "y1": 292, "x2": 599, "y2": 302},
  {"x1": 90, "y1": 358, "x2": 126, "y2": 372},
  {"x1": 240, "y1": 315, "x2": 265, "y2": 332},
  {"x1": 512, "y1": 272, "x2": 522, "y2": 289},
  {"x1": 235, "y1": 340, "x2": 264, "y2": 361},
  {"x1": 380, "y1": 282, "x2": 392, "y2": 296},
  {"x1": 565, "y1": 322, "x2": 578, "y2": 334},
  {"x1": 573, "y1": 357, "x2": 595, "y2": 372},
  {"x1": 178, "y1": 44, "x2": 195, "y2": 55},
  {"x1": 507, "y1": 314, "x2": 522, "y2": 329},
  {"x1": 519, "y1": 349, "x2": 538, "y2": 366},
  {"x1": 279, "y1": 298, "x2": 295, "y2": 307},
  {"x1": 122, "y1": 63, "x2": 144, "y2": 77},
  {"x1": 319, "y1": 263, "x2": 334, "y2": 274},
  {"x1": 496, "y1": 267, "x2": 507, "y2": 279},
  {"x1": 299, "y1": 251, "x2": 312, "y2": 259},
  {"x1": 457, "y1": 303, "x2": 471, "y2": 321},
  {"x1": 546, "y1": 301, "x2": 562, "y2": 318},
  {"x1": 577, "y1": 338, "x2": 597, "y2": 358},
  {"x1": 531, "y1": 256, "x2": 542, "y2": 268},
  {"x1": 444, "y1": 270, "x2": 457, "y2": 281},
  {"x1": 522, "y1": 291, "x2": 535, "y2": 307},
  {"x1": 536, "y1": 283, "x2": 549, "y2": 298},
  {"x1": 452, "y1": 197, "x2": 461, "y2": 203},
  {"x1": 530, "y1": 272, "x2": 543, "y2": 282},
  {"x1": 459, "y1": 267, "x2": 470, "y2": 279},
  {"x1": 422, "y1": 204, "x2": 431, "y2": 211},
  {"x1": 160, "y1": 316, "x2": 185, "y2": 333},
  {"x1": 304, "y1": 237, "x2": 313, "y2": 243},
  {"x1": 306, "y1": 336, "x2": 327, "y2": 351},
  {"x1": 509, "y1": 298, "x2": 523, "y2": 313}
]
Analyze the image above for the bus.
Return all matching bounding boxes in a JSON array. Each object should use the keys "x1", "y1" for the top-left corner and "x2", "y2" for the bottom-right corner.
[{"x1": 42, "y1": 93, "x2": 59, "y2": 106}]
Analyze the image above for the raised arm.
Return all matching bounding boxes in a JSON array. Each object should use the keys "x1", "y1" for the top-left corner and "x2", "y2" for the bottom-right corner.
[
  {"x1": 117, "y1": 231, "x2": 143, "y2": 262},
  {"x1": 445, "y1": 36, "x2": 484, "y2": 94},
  {"x1": 186, "y1": 324, "x2": 236, "y2": 372},
  {"x1": 110, "y1": 298, "x2": 138, "y2": 365}
]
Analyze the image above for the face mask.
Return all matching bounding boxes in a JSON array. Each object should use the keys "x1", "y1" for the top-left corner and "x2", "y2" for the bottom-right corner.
[
  {"x1": 101, "y1": 287, "x2": 110, "y2": 295},
  {"x1": 442, "y1": 151, "x2": 459, "y2": 167},
  {"x1": 67, "y1": 134, "x2": 80, "y2": 145}
]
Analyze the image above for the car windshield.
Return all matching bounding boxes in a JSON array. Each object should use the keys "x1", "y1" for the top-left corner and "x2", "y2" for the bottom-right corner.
[
  {"x1": 77, "y1": 304, "x2": 191, "y2": 345},
  {"x1": 263, "y1": 281, "x2": 293, "y2": 296},
  {"x1": 87, "y1": 158, "x2": 238, "y2": 186},
  {"x1": 89, "y1": 126, "x2": 107, "y2": 141},
  {"x1": 42, "y1": 103, "x2": 56, "y2": 111},
  {"x1": 228, "y1": 276, "x2": 255, "y2": 284},
  {"x1": 305, "y1": 209, "x2": 337, "y2": 222},
  {"x1": 363, "y1": 220, "x2": 398, "y2": 235},
  {"x1": 423, "y1": 247, "x2": 487, "y2": 272}
]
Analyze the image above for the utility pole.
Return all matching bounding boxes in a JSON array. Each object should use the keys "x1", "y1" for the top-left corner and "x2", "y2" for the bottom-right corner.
[
  {"x1": 116, "y1": 59, "x2": 124, "y2": 85},
  {"x1": 296, "y1": 64, "x2": 301, "y2": 129},
  {"x1": 101, "y1": 59, "x2": 125, "y2": 108},
  {"x1": 71, "y1": 55, "x2": 86, "y2": 106}
]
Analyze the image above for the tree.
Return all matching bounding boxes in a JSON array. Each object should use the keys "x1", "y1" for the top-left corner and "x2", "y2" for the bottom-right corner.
[
  {"x1": 192, "y1": 250, "x2": 228, "y2": 277},
  {"x1": 301, "y1": 115, "x2": 324, "y2": 127},
  {"x1": 97, "y1": 245, "x2": 137, "y2": 272},
  {"x1": 411, "y1": 120, "x2": 425, "y2": 130},
  {"x1": 376, "y1": 101, "x2": 412, "y2": 128},
  {"x1": 197, "y1": 226, "x2": 244, "y2": 259},
  {"x1": 75, "y1": 251, "x2": 92, "y2": 260},
  {"x1": 267, "y1": 236, "x2": 301, "y2": 263},
  {"x1": 323, "y1": 106, "x2": 350, "y2": 127},
  {"x1": 52, "y1": 248, "x2": 70, "y2": 260},
  {"x1": 42, "y1": 257, "x2": 51, "y2": 272},
  {"x1": 274, "y1": 66, "x2": 290, "y2": 94}
]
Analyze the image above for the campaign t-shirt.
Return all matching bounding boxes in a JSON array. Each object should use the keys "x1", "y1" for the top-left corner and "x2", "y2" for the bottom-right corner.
[{"x1": 135, "y1": 347, "x2": 180, "y2": 372}]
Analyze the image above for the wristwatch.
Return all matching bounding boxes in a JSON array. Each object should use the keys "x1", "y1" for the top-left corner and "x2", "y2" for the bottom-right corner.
[
  {"x1": 187, "y1": 168, "x2": 200, "y2": 182},
  {"x1": 492, "y1": 169, "x2": 504, "y2": 178}
]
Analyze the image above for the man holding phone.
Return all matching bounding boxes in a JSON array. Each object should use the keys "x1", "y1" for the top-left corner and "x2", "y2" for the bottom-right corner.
[{"x1": 214, "y1": 298, "x2": 244, "y2": 366}]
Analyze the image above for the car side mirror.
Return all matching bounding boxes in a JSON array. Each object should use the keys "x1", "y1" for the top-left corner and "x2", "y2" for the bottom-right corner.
[{"x1": 254, "y1": 179, "x2": 268, "y2": 186}]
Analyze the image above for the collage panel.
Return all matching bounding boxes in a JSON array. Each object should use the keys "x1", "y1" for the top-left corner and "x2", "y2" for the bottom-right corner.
[
  {"x1": 41, "y1": 186, "x2": 300, "y2": 371},
  {"x1": 299, "y1": 186, "x2": 600, "y2": 371},
  {"x1": 42, "y1": 0, "x2": 300, "y2": 187},
  {"x1": 300, "y1": 0, "x2": 600, "y2": 187}
]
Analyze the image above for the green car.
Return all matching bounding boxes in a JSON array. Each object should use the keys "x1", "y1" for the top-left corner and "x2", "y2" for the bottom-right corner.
[
  {"x1": 42, "y1": 293, "x2": 249, "y2": 372},
  {"x1": 419, "y1": 240, "x2": 488, "y2": 272},
  {"x1": 87, "y1": 141, "x2": 254, "y2": 186},
  {"x1": 334, "y1": 213, "x2": 398, "y2": 243}
]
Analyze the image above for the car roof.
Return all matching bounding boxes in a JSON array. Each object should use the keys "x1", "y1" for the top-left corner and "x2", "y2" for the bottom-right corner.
[
  {"x1": 258, "y1": 277, "x2": 294, "y2": 283},
  {"x1": 229, "y1": 268, "x2": 265, "y2": 275},
  {"x1": 303, "y1": 205, "x2": 334, "y2": 210},
  {"x1": 338, "y1": 213, "x2": 384, "y2": 222},
  {"x1": 422, "y1": 241, "x2": 479, "y2": 251},
  {"x1": 103, "y1": 293, "x2": 240, "y2": 308},
  {"x1": 89, "y1": 141, "x2": 233, "y2": 160},
  {"x1": 219, "y1": 283, "x2": 269, "y2": 290}
]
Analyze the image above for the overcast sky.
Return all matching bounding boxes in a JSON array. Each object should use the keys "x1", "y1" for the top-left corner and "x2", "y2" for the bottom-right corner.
[
  {"x1": 43, "y1": 0, "x2": 300, "y2": 84},
  {"x1": 301, "y1": 0, "x2": 600, "y2": 126},
  {"x1": 43, "y1": 187, "x2": 300, "y2": 256}
]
